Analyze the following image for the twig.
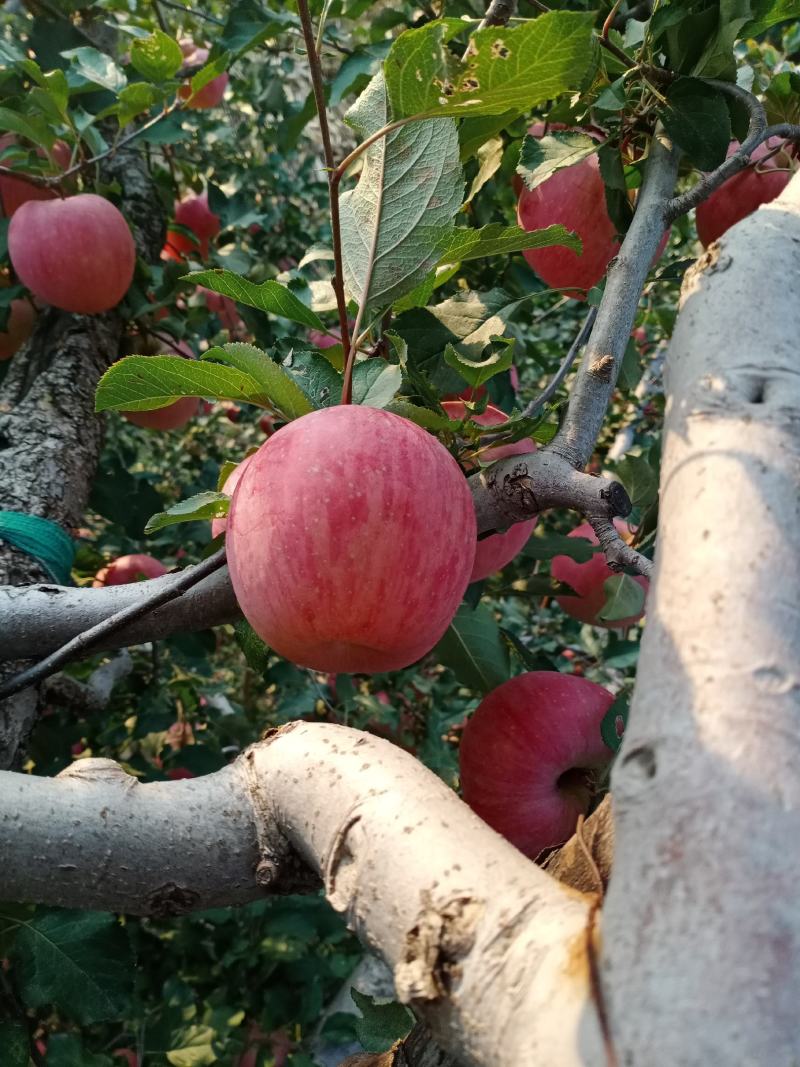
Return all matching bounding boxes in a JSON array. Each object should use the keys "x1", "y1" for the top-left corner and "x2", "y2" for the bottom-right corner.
[
  {"x1": 585, "y1": 516, "x2": 653, "y2": 579},
  {"x1": 522, "y1": 307, "x2": 597, "y2": 419},
  {"x1": 296, "y1": 0, "x2": 352, "y2": 357},
  {"x1": 157, "y1": 0, "x2": 225, "y2": 24},
  {"x1": 601, "y1": 0, "x2": 624, "y2": 41},
  {"x1": 0, "y1": 550, "x2": 227, "y2": 701},
  {"x1": 666, "y1": 83, "x2": 800, "y2": 222},
  {"x1": 151, "y1": 0, "x2": 169, "y2": 33},
  {"x1": 478, "y1": 0, "x2": 518, "y2": 29}
]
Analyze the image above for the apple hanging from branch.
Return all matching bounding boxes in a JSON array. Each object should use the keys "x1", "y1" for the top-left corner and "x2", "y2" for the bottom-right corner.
[{"x1": 92, "y1": 554, "x2": 168, "y2": 587}]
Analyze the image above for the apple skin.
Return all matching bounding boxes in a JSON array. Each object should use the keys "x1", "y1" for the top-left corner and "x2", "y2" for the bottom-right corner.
[
  {"x1": 442, "y1": 400, "x2": 537, "y2": 581},
  {"x1": 696, "y1": 138, "x2": 792, "y2": 247},
  {"x1": 163, "y1": 191, "x2": 220, "y2": 262},
  {"x1": 123, "y1": 339, "x2": 199, "y2": 431},
  {"x1": 212, "y1": 457, "x2": 251, "y2": 537},
  {"x1": 226, "y1": 405, "x2": 477, "y2": 673},
  {"x1": 551, "y1": 519, "x2": 648, "y2": 628},
  {"x1": 0, "y1": 297, "x2": 35, "y2": 360},
  {"x1": 92, "y1": 553, "x2": 167, "y2": 587},
  {"x1": 459, "y1": 670, "x2": 615, "y2": 858},
  {"x1": 8, "y1": 194, "x2": 136, "y2": 314}
]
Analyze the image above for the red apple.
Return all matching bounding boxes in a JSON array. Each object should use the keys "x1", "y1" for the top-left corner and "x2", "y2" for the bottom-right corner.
[
  {"x1": 551, "y1": 519, "x2": 648, "y2": 628},
  {"x1": 226, "y1": 405, "x2": 476, "y2": 673},
  {"x1": 696, "y1": 138, "x2": 793, "y2": 247},
  {"x1": 123, "y1": 339, "x2": 199, "y2": 431},
  {"x1": 459, "y1": 671, "x2": 615, "y2": 858},
  {"x1": 212, "y1": 457, "x2": 252, "y2": 537},
  {"x1": 0, "y1": 297, "x2": 35, "y2": 360},
  {"x1": 8, "y1": 194, "x2": 136, "y2": 313},
  {"x1": 163, "y1": 191, "x2": 220, "y2": 262},
  {"x1": 259, "y1": 412, "x2": 276, "y2": 435},
  {"x1": 92, "y1": 553, "x2": 167, "y2": 587},
  {"x1": 442, "y1": 400, "x2": 537, "y2": 582},
  {"x1": 178, "y1": 45, "x2": 229, "y2": 110}
]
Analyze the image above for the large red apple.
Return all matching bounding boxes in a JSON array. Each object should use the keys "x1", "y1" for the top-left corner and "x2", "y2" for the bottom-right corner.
[
  {"x1": 0, "y1": 297, "x2": 35, "y2": 360},
  {"x1": 517, "y1": 124, "x2": 620, "y2": 298},
  {"x1": 459, "y1": 671, "x2": 615, "y2": 858},
  {"x1": 226, "y1": 405, "x2": 476, "y2": 673},
  {"x1": 92, "y1": 553, "x2": 167, "y2": 587},
  {"x1": 696, "y1": 138, "x2": 793, "y2": 247},
  {"x1": 551, "y1": 519, "x2": 648, "y2": 628},
  {"x1": 163, "y1": 191, "x2": 220, "y2": 262},
  {"x1": 8, "y1": 194, "x2": 136, "y2": 313},
  {"x1": 123, "y1": 338, "x2": 199, "y2": 431},
  {"x1": 442, "y1": 400, "x2": 537, "y2": 581},
  {"x1": 212, "y1": 457, "x2": 252, "y2": 537},
  {"x1": 178, "y1": 45, "x2": 229, "y2": 110}
]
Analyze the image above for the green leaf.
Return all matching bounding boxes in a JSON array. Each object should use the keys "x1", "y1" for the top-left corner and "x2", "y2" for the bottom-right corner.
[
  {"x1": 96, "y1": 355, "x2": 273, "y2": 413},
  {"x1": 614, "y1": 455, "x2": 658, "y2": 509},
  {"x1": 743, "y1": 0, "x2": 800, "y2": 36},
  {"x1": 459, "y1": 110, "x2": 517, "y2": 160},
  {"x1": 117, "y1": 82, "x2": 161, "y2": 126},
  {"x1": 43, "y1": 69, "x2": 69, "y2": 115},
  {"x1": 351, "y1": 990, "x2": 414, "y2": 1054},
  {"x1": 351, "y1": 361, "x2": 402, "y2": 408},
  {"x1": 526, "y1": 529, "x2": 595, "y2": 563},
  {"x1": 185, "y1": 270, "x2": 326, "y2": 330},
  {"x1": 61, "y1": 47, "x2": 127, "y2": 92},
  {"x1": 517, "y1": 130, "x2": 598, "y2": 190},
  {"x1": 444, "y1": 336, "x2": 514, "y2": 388},
  {"x1": 694, "y1": 0, "x2": 755, "y2": 78},
  {"x1": 45, "y1": 1033, "x2": 113, "y2": 1067},
  {"x1": 340, "y1": 72, "x2": 463, "y2": 311},
  {"x1": 165, "y1": 1024, "x2": 217, "y2": 1067},
  {"x1": 0, "y1": 106, "x2": 53, "y2": 149},
  {"x1": 661, "y1": 77, "x2": 731, "y2": 171},
  {"x1": 130, "y1": 30, "x2": 184, "y2": 83},
  {"x1": 463, "y1": 134, "x2": 503, "y2": 206},
  {"x1": 384, "y1": 12, "x2": 597, "y2": 120},
  {"x1": 283, "y1": 349, "x2": 343, "y2": 408},
  {"x1": 385, "y1": 398, "x2": 453, "y2": 430},
  {"x1": 598, "y1": 574, "x2": 646, "y2": 623},
  {"x1": 11, "y1": 909, "x2": 133, "y2": 1024},
  {"x1": 219, "y1": 0, "x2": 299, "y2": 59},
  {"x1": 234, "y1": 619, "x2": 271, "y2": 673},
  {"x1": 204, "y1": 343, "x2": 314, "y2": 421},
  {"x1": 144, "y1": 491, "x2": 230, "y2": 534},
  {"x1": 0, "y1": 1019, "x2": 29, "y2": 1067},
  {"x1": 600, "y1": 692, "x2": 630, "y2": 753},
  {"x1": 433, "y1": 601, "x2": 510, "y2": 692},
  {"x1": 437, "y1": 222, "x2": 580, "y2": 265},
  {"x1": 190, "y1": 52, "x2": 231, "y2": 94}
]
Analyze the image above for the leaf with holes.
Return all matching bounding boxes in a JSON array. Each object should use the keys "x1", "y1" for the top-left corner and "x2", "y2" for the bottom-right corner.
[
  {"x1": 384, "y1": 12, "x2": 596, "y2": 120},
  {"x1": 340, "y1": 72, "x2": 463, "y2": 311},
  {"x1": 129, "y1": 29, "x2": 183, "y2": 82}
]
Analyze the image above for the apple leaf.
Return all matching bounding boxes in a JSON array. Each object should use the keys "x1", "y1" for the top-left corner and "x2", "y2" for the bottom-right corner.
[
  {"x1": 434, "y1": 601, "x2": 510, "y2": 692},
  {"x1": 526, "y1": 530, "x2": 596, "y2": 562},
  {"x1": 444, "y1": 336, "x2": 514, "y2": 388},
  {"x1": 116, "y1": 83, "x2": 161, "y2": 126},
  {"x1": 598, "y1": 574, "x2": 646, "y2": 623},
  {"x1": 385, "y1": 399, "x2": 453, "y2": 431},
  {"x1": 130, "y1": 29, "x2": 184, "y2": 83},
  {"x1": 436, "y1": 222, "x2": 580, "y2": 265},
  {"x1": 340, "y1": 72, "x2": 463, "y2": 311},
  {"x1": 463, "y1": 134, "x2": 504, "y2": 206},
  {"x1": 660, "y1": 77, "x2": 731, "y2": 171},
  {"x1": 517, "y1": 130, "x2": 598, "y2": 191},
  {"x1": 282, "y1": 350, "x2": 343, "y2": 408},
  {"x1": 0, "y1": 1019, "x2": 29, "y2": 1067},
  {"x1": 384, "y1": 12, "x2": 597, "y2": 121},
  {"x1": 11, "y1": 909, "x2": 134, "y2": 1024},
  {"x1": 61, "y1": 46, "x2": 127, "y2": 93},
  {"x1": 96, "y1": 355, "x2": 272, "y2": 413},
  {"x1": 190, "y1": 52, "x2": 231, "y2": 94},
  {"x1": 614, "y1": 455, "x2": 658, "y2": 509},
  {"x1": 600, "y1": 693, "x2": 630, "y2": 753},
  {"x1": 202, "y1": 343, "x2": 314, "y2": 420},
  {"x1": 144, "y1": 492, "x2": 230, "y2": 535},
  {"x1": 743, "y1": 0, "x2": 800, "y2": 38},
  {"x1": 234, "y1": 620, "x2": 271, "y2": 673},
  {"x1": 184, "y1": 269, "x2": 326, "y2": 330},
  {"x1": 0, "y1": 105, "x2": 54, "y2": 149},
  {"x1": 351, "y1": 361, "x2": 402, "y2": 408},
  {"x1": 351, "y1": 990, "x2": 414, "y2": 1054},
  {"x1": 41, "y1": 1034, "x2": 113, "y2": 1067}
]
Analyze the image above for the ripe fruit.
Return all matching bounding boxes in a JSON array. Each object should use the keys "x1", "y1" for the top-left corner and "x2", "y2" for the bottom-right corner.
[
  {"x1": 517, "y1": 125, "x2": 619, "y2": 298},
  {"x1": 178, "y1": 45, "x2": 229, "y2": 109},
  {"x1": 8, "y1": 194, "x2": 136, "y2": 313},
  {"x1": 442, "y1": 400, "x2": 537, "y2": 581},
  {"x1": 163, "y1": 191, "x2": 220, "y2": 262},
  {"x1": 92, "y1": 553, "x2": 167, "y2": 587},
  {"x1": 0, "y1": 297, "x2": 35, "y2": 360},
  {"x1": 459, "y1": 671, "x2": 615, "y2": 858},
  {"x1": 551, "y1": 520, "x2": 648, "y2": 628},
  {"x1": 212, "y1": 457, "x2": 251, "y2": 537},
  {"x1": 227, "y1": 405, "x2": 476, "y2": 673},
  {"x1": 123, "y1": 339, "x2": 199, "y2": 431},
  {"x1": 696, "y1": 138, "x2": 793, "y2": 247}
]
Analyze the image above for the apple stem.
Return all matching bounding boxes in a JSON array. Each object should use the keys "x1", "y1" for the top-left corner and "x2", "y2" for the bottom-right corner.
[{"x1": 295, "y1": 0, "x2": 352, "y2": 360}]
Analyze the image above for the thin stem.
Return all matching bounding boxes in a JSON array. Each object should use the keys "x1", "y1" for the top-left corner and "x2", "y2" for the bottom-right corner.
[
  {"x1": 601, "y1": 0, "x2": 624, "y2": 41},
  {"x1": 0, "y1": 550, "x2": 227, "y2": 701},
  {"x1": 315, "y1": 0, "x2": 335, "y2": 54},
  {"x1": 157, "y1": 0, "x2": 225, "y2": 24},
  {"x1": 295, "y1": 0, "x2": 351, "y2": 358},
  {"x1": 522, "y1": 307, "x2": 597, "y2": 419},
  {"x1": 341, "y1": 176, "x2": 385, "y2": 404},
  {"x1": 152, "y1": 0, "x2": 169, "y2": 32},
  {"x1": 330, "y1": 116, "x2": 423, "y2": 190}
]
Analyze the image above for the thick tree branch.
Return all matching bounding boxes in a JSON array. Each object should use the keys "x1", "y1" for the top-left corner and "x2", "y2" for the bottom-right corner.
[
  {"x1": 549, "y1": 130, "x2": 681, "y2": 470},
  {"x1": 602, "y1": 170, "x2": 800, "y2": 1063},
  {"x1": 0, "y1": 723, "x2": 606, "y2": 1066}
]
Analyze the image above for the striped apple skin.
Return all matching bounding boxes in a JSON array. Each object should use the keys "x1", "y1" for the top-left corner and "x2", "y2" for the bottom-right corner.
[{"x1": 227, "y1": 405, "x2": 477, "y2": 673}]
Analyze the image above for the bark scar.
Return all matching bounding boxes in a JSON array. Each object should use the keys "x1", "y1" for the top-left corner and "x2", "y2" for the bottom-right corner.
[
  {"x1": 589, "y1": 354, "x2": 615, "y2": 382},
  {"x1": 395, "y1": 894, "x2": 483, "y2": 1002}
]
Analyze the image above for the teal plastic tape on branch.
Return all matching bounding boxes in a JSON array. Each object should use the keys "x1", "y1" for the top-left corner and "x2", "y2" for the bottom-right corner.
[{"x1": 0, "y1": 511, "x2": 75, "y2": 585}]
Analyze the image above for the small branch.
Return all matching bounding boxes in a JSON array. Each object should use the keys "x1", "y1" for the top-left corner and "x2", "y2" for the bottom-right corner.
[
  {"x1": 521, "y1": 307, "x2": 597, "y2": 419},
  {"x1": 296, "y1": 0, "x2": 352, "y2": 356},
  {"x1": 585, "y1": 516, "x2": 654, "y2": 579},
  {"x1": 0, "y1": 550, "x2": 227, "y2": 700},
  {"x1": 601, "y1": 0, "x2": 624, "y2": 42},
  {"x1": 479, "y1": 0, "x2": 518, "y2": 29},
  {"x1": 666, "y1": 82, "x2": 800, "y2": 222},
  {"x1": 157, "y1": 0, "x2": 225, "y2": 24},
  {"x1": 40, "y1": 650, "x2": 133, "y2": 714}
]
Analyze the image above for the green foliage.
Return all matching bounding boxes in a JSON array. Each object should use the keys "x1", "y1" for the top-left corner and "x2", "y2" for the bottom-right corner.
[
  {"x1": 517, "y1": 130, "x2": 599, "y2": 190},
  {"x1": 434, "y1": 602, "x2": 511, "y2": 692},
  {"x1": 351, "y1": 990, "x2": 414, "y2": 1053}
]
